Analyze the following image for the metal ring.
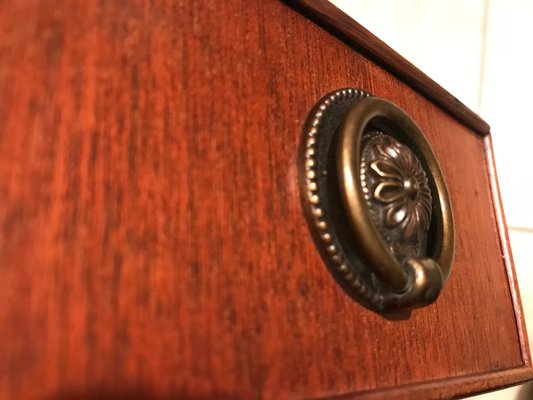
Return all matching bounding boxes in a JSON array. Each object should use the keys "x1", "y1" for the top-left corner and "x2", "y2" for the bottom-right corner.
[
  {"x1": 338, "y1": 97, "x2": 454, "y2": 291},
  {"x1": 299, "y1": 89, "x2": 454, "y2": 312}
]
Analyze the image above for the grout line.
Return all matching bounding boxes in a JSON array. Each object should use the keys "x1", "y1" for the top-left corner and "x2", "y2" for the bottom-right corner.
[
  {"x1": 477, "y1": 0, "x2": 491, "y2": 114},
  {"x1": 508, "y1": 226, "x2": 533, "y2": 234}
]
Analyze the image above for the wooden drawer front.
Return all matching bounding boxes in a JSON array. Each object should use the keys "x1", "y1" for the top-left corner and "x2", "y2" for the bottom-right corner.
[{"x1": 0, "y1": 0, "x2": 530, "y2": 399}]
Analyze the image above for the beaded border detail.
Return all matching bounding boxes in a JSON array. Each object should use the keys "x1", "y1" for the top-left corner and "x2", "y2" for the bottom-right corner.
[{"x1": 301, "y1": 88, "x2": 382, "y2": 306}]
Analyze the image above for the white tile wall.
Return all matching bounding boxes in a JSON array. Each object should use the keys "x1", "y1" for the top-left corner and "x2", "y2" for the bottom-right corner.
[
  {"x1": 479, "y1": 0, "x2": 533, "y2": 229},
  {"x1": 329, "y1": 0, "x2": 487, "y2": 111},
  {"x1": 329, "y1": 1, "x2": 533, "y2": 399}
]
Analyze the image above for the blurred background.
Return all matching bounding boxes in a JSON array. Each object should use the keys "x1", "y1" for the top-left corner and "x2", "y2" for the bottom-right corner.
[{"x1": 329, "y1": 1, "x2": 533, "y2": 398}]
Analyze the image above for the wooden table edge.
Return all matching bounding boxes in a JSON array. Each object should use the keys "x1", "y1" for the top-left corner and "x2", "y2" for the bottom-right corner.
[
  {"x1": 282, "y1": 0, "x2": 491, "y2": 136},
  {"x1": 305, "y1": 366, "x2": 533, "y2": 400}
]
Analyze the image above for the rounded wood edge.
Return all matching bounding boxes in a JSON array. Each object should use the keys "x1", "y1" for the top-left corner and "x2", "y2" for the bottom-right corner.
[
  {"x1": 282, "y1": 0, "x2": 491, "y2": 136},
  {"x1": 483, "y1": 135, "x2": 532, "y2": 367},
  {"x1": 310, "y1": 367, "x2": 533, "y2": 400}
]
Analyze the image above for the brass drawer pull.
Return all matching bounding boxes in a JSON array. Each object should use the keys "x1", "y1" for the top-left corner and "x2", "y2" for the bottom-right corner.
[{"x1": 300, "y1": 89, "x2": 454, "y2": 312}]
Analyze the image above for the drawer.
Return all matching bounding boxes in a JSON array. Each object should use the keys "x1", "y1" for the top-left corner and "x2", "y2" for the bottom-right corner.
[{"x1": 0, "y1": 0, "x2": 531, "y2": 399}]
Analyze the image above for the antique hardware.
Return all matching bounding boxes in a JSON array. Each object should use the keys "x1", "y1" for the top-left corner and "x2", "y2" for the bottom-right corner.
[{"x1": 300, "y1": 88, "x2": 454, "y2": 311}]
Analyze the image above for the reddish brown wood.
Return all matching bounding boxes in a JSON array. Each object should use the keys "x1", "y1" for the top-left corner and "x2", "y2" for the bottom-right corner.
[
  {"x1": 484, "y1": 135, "x2": 531, "y2": 367},
  {"x1": 284, "y1": 0, "x2": 491, "y2": 136},
  {"x1": 0, "y1": 0, "x2": 530, "y2": 399},
  {"x1": 334, "y1": 367, "x2": 533, "y2": 400}
]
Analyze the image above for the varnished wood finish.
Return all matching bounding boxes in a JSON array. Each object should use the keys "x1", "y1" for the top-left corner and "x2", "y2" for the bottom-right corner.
[
  {"x1": 0, "y1": 0, "x2": 530, "y2": 399},
  {"x1": 284, "y1": 0, "x2": 491, "y2": 136},
  {"x1": 484, "y1": 135, "x2": 531, "y2": 367},
  {"x1": 334, "y1": 367, "x2": 533, "y2": 400}
]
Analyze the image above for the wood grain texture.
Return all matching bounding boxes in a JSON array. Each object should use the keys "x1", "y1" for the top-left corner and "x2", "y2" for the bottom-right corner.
[
  {"x1": 332, "y1": 367, "x2": 533, "y2": 400},
  {"x1": 0, "y1": 0, "x2": 530, "y2": 399},
  {"x1": 284, "y1": 0, "x2": 491, "y2": 136},
  {"x1": 484, "y1": 135, "x2": 531, "y2": 368}
]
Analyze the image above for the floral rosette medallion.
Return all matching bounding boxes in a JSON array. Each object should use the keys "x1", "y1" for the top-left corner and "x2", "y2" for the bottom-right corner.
[
  {"x1": 361, "y1": 132, "x2": 432, "y2": 262},
  {"x1": 299, "y1": 88, "x2": 454, "y2": 312}
]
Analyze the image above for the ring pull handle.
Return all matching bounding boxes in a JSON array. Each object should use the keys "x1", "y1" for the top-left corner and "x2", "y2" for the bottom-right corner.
[{"x1": 300, "y1": 89, "x2": 454, "y2": 312}]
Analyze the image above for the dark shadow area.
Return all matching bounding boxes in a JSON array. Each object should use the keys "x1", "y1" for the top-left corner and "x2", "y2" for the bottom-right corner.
[
  {"x1": 381, "y1": 309, "x2": 412, "y2": 321},
  {"x1": 517, "y1": 380, "x2": 533, "y2": 400}
]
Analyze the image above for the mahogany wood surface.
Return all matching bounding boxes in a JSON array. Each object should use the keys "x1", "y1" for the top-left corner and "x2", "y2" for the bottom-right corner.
[{"x1": 0, "y1": 0, "x2": 530, "y2": 399}]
